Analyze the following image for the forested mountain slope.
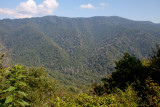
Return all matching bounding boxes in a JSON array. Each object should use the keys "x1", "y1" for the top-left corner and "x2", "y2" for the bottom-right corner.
[{"x1": 0, "y1": 16, "x2": 160, "y2": 89}]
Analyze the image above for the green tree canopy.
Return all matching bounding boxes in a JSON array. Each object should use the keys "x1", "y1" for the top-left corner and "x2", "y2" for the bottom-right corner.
[{"x1": 149, "y1": 45, "x2": 160, "y2": 84}]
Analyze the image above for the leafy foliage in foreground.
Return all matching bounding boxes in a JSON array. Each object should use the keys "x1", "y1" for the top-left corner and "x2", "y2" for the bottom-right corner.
[
  {"x1": 145, "y1": 77, "x2": 160, "y2": 106},
  {"x1": 54, "y1": 85, "x2": 140, "y2": 107},
  {"x1": 0, "y1": 65, "x2": 29, "y2": 106},
  {"x1": 0, "y1": 54, "x2": 57, "y2": 107},
  {"x1": 23, "y1": 66, "x2": 57, "y2": 106}
]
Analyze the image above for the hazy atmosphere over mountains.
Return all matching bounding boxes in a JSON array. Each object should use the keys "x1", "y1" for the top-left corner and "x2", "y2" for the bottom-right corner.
[{"x1": 0, "y1": 16, "x2": 160, "y2": 87}]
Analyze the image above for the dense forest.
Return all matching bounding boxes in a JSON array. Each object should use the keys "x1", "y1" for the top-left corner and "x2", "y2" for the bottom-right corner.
[
  {"x1": 0, "y1": 45, "x2": 160, "y2": 106},
  {"x1": 0, "y1": 16, "x2": 160, "y2": 91}
]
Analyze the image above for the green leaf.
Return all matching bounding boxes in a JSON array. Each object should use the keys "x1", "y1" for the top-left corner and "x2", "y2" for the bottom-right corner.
[
  {"x1": 1, "y1": 89, "x2": 7, "y2": 93},
  {"x1": 2, "y1": 86, "x2": 16, "y2": 92},
  {"x1": 16, "y1": 75, "x2": 26, "y2": 80},
  {"x1": 18, "y1": 91, "x2": 28, "y2": 97},
  {"x1": 18, "y1": 82, "x2": 26, "y2": 86},
  {"x1": 9, "y1": 78, "x2": 16, "y2": 81},
  {"x1": 7, "y1": 86, "x2": 16, "y2": 92},
  {"x1": 5, "y1": 95, "x2": 13, "y2": 104},
  {"x1": 18, "y1": 75, "x2": 26, "y2": 78},
  {"x1": 16, "y1": 100, "x2": 30, "y2": 107},
  {"x1": 22, "y1": 101, "x2": 30, "y2": 106},
  {"x1": 5, "y1": 80, "x2": 11, "y2": 84}
]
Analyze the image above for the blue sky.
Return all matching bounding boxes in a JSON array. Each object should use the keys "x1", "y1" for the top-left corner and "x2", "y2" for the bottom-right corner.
[{"x1": 0, "y1": 0, "x2": 159, "y2": 23}]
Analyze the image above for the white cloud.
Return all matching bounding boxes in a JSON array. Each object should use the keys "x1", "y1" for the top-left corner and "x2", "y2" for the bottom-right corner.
[
  {"x1": 0, "y1": 0, "x2": 59, "y2": 19},
  {"x1": 16, "y1": 0, "x2": 37, "y2": 14},
  {"x1": 0, "y1": 8, "x2": 16, "y2": 16},
  {"x1": 80, "y1": 4, "x2": 95, "y2": 9}
]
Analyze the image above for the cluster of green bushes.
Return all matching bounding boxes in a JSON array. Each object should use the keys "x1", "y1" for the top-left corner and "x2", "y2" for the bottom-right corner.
[
  {"x1": 0, "y1": 54, "x2": 57, "y2": 106},
  {"x1": 53, "y1": 77, "x2": 159, "y2": 106},
  {"x1": 54, "y1": 85, "x2": 141, "y2": 107}
]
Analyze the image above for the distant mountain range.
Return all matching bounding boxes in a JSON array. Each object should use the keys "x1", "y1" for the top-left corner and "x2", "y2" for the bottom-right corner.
[{"x1": 0, "y1": 16, "x2": 160, "y2": 89}]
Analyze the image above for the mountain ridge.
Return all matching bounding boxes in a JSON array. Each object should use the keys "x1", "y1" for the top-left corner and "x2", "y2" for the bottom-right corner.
[
  {"x1": 1, "y1": 16, "x2": 159, "y2": 24},
  {"x1": 0, "y1": 16, "x2": 160, "y2": 89}
]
